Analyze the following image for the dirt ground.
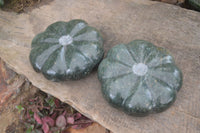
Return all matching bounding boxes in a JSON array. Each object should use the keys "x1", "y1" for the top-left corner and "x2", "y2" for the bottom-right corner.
[{"x1": 2, "y1": 0, "x2": 53, "y2": 13}]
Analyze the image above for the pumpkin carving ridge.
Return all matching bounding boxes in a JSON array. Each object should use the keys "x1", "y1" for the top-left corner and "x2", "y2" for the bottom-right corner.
[
  {"x1": 98, "y1": 40, "x2": 182, "y2": 116},
  {"x1": 30, "y1": 19, "x2": 104, "y2": 81}
]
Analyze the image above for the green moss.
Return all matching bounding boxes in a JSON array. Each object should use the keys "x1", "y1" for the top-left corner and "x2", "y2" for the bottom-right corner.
[
  {"x1": 0, "y1": 0, "x2": 4, "y2": 7},
  {"x1": 189, "y1": 0, "x2": 200, "y2": 11}
]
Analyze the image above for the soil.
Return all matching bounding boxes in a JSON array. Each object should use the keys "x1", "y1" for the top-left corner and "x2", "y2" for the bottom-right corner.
[
  {"x1": 0, "y1": 80, "x2": 39, "y2": 132},
  {"x1": 1, "y1": 0, "x2": 53, "y2": 13}
]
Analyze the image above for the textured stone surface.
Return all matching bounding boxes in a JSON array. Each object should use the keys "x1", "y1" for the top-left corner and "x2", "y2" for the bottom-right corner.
[
  {"x1": 0, "y1": 58, "x2": 25, "y2": 110},
  {"x1": 98, "y1": 40, "x2": 182, "y2": 116},
  {"x1": 30, "y1": 20, "x2": 104, "y2": 81},
  {"x1": 0, "y1": 0, "x2": 200, "y2": 133}
]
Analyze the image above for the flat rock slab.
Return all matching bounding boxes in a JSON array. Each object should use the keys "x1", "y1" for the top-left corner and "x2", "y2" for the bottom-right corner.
[{"x1": 0, "y1": 0, "x2": 200, "y2": 132}]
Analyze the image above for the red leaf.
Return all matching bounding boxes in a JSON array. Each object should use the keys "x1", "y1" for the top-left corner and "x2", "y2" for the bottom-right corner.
[
  {"x1": 54, "y1": 98, "x2": 60, "y2": 108},
  {"x1": 81, "y1": 115, "x2": 90, "y2": 120},
  {"x1": 71, "y1": 122, "x2": 92, "y2": 129},
  {"x1": 56, "y1": 115, "x2": 67, "y2": 128},
  {"x1": 72, "y1": 119, "x2": 93, "y2": 129},
  {"x1": 29, "y1": 96, "x2": 38, "y2": 102},
  {"x1": 34, "y1": 112, "x2": 42, "y2": 124},
  {"x1": 75, "y1": 119, "x2": 93, "y2": 124},
  {"x1": 26, "y1": 110, "x2": 30, "y2": 119},
  {"x1": 74, "y1": 113, "x2": 82, "y2": 120},
  {"x1": 42, "y1": 116, "x2": 55, "y2": 126},
  {"x1": 71, "y1": 125, "x2": 79, "y2": 129},
  {"x1": 51, "y1": 112, "x2": 57, "y2": 120},
  {"x1": 67, "y1": 117, "x2": 74, "y2": 124},
  {"x1": 42, "y1": 122, "x2": 49, "y2": 133},
  {"x1": 80, "y1": 123, "x2": 92, "y2": 128},
  {"x1": 62, "y1": 110, "x2": 66, "y2": 116}
]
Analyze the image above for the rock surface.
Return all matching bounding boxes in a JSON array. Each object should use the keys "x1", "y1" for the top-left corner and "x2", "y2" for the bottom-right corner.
[
  {"x1": 0, "y1": 58, "x2": 24, "y2": 110},
  {"x1": 0, "y1": 0, "x2": 200, "y2": 133}
]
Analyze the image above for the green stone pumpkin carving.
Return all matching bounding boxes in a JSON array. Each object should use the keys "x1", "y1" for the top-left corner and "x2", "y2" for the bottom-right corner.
[
  {"x1": 98, "y1": 40, "x2": 182, "y2": 116},
  {"x1": 30, "y1": 19, "x2": 104, "y2": 81},
  {"x1": 188, "y1": 0, "x2": 200, "y2": 11}
]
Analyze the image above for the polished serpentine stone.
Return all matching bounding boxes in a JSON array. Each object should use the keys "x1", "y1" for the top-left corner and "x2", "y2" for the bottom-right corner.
[
  {"x1": 30, "y1": 19, "x2": 104, "y2": 81},
  {"x1": 98, "y1": 40, "x2": 182, "y2": 116}
]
